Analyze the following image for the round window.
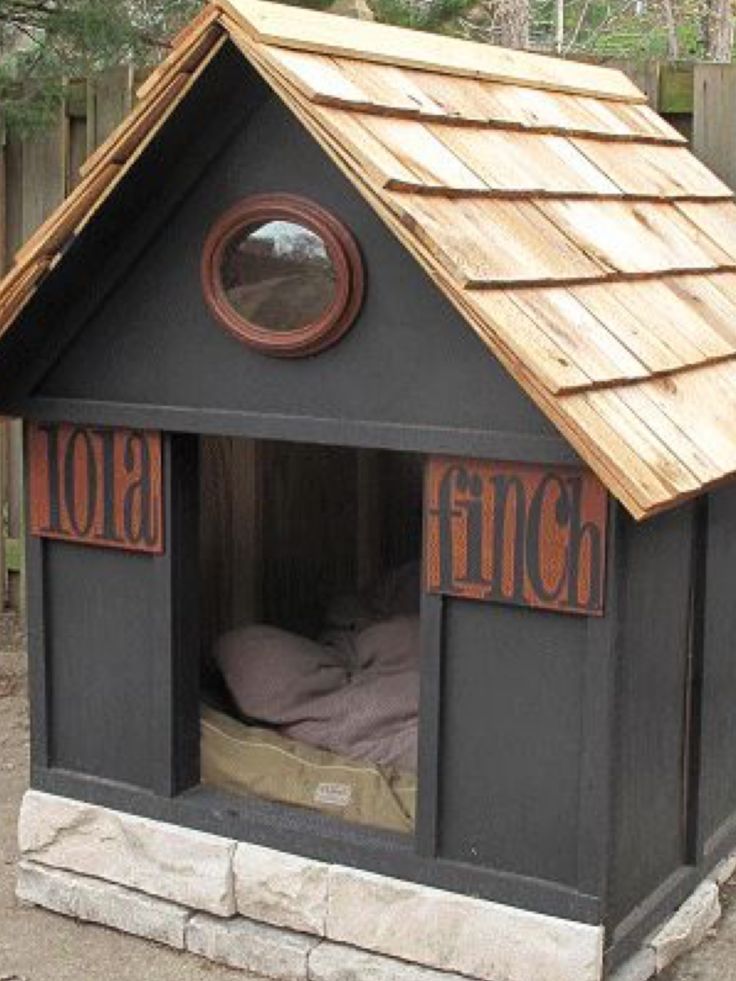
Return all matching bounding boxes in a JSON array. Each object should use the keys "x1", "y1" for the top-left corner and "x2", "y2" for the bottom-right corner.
[{"x1": 202, "y1": 195, "x2": 364, "y2": 356}]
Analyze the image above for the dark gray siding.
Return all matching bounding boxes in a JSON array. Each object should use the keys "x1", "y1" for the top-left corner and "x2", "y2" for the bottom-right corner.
[
  {"x1": 607, "y1": 505, "x2": 695, "y2": 929},
  {"x1": 45, "y1": 541, "x2": 160, "y2": 787},
  {"x1": 439, "y1": 598, "x2": 587, "y2": 887},
  {"x1": 699, "y1": 487, "x2": 736, "y2": 853}
]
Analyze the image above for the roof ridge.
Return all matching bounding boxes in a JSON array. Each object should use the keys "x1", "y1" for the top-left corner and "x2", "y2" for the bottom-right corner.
[{"x1": 216, "y1": 0, "x2": 645, "y2": 103}]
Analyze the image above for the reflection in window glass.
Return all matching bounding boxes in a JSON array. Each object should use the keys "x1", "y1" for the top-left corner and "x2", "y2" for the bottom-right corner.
[{"x1": 220, "y1": 221, "x2": 337, "y2": 332}]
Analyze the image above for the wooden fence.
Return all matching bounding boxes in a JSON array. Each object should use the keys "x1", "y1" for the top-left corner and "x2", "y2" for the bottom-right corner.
[
  {"x1": 1, "y1": 57, "x2": 736, "y2": 610},
  {"x1": 0, "y1": 67, "x2": 140, "y2": 612}
]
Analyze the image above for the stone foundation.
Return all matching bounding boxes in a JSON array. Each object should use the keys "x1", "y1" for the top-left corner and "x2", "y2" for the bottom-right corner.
[
  {"x1": 16, "y1": 862, "x2": 190, "y2": 948},
  {"x1": 17, "y1": 790, "x2": 605, "y2": 981},
  {"x1": 21, "y1": 791, "x2": 730, "y2": 981}
]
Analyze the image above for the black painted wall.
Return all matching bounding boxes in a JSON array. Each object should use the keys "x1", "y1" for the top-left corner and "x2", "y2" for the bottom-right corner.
[
  {"x1": 699, "y1": 487, "x2": 736, "y2": 855},
  {"x1": 607, "y1": 506, "x2": 695, "y2": 933},
  {"x1": 439, "y1": 599, "x2": 587, "y2": 887},
  {"x1": 44, "y1": 542, "x2": 160, "y2": 787}
]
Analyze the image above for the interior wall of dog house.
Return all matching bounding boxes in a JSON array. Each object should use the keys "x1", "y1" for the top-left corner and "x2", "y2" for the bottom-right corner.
[{"x1": 9, "y1": 37, "x2": 736, "y2": 964}]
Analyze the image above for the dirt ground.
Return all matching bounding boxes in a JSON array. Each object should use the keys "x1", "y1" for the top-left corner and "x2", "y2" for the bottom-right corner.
[{"x1": 1, "y1": 624, "x2": 736, "y2": 981}]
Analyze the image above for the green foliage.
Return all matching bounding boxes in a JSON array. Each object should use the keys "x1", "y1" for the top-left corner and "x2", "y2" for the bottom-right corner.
[
  {"x1": 533, "y1": 0, "x2": 719, "y2": 60},
  {"x1": 371, "y1": 0, "x2": 476, "y2": 31},
  {"x1": 0, "y1": 0, "x2": 201, "y2": 134},
  {"x1": 266, "y1": 0, "x2": 335, "y2": 9}
]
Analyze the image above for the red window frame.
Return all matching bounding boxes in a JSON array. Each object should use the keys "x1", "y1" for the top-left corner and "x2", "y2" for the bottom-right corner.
[{"x1": 201, "y1": 193, "x2": 365, "y2": 357}]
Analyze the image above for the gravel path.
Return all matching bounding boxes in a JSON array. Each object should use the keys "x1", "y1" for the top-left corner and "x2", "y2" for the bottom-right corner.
[{"x1": 2, "y1": 625, "x2": 736, "y2": 981}]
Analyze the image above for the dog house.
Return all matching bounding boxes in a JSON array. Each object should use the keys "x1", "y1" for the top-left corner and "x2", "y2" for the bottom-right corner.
[{"x1": 5, "y1": 2, "x2": 736, "y2": 978}]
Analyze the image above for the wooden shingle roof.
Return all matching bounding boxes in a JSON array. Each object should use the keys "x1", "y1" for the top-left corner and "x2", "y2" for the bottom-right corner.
[{"x1": 3, "y1": 0, "x2": 736, "y2": 519}]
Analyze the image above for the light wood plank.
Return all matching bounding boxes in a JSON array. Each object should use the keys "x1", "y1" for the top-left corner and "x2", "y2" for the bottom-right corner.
[
  {"x1": 428, "y1": 125, "x2": 619, "y2": 195},
  {"x1": 569, "y1": 282, "x2": 685, "y2": 373},
  {"x1": 466, "y1": 290, "x2": 591, "y2": 392},
  {"x1": 262, "y1": 44, "x2": 516, "y2": 123},
  {"x1": 335, "y1": 58, "x2": 447, "y2": 117},
  {"x1": 218, "y1": 0, "x2": 645, "y2": 101},
  {"x1": 699, "y1": 271, "x2": 736, "y2": 329},
  {"x1": 601, "y1": 100, "x2": 686, "y2": 143},
  {"x1": 676, "y1": 200, "x2": 736, "y2": 263},
  {"x1": 569, "y1": 95, "x2": 680, "y2": 144},
  {"x1": 465, "y1": 82, "x2": 683, "y2": 142},
  {"x1": 348, "y1": 114, "x2": 487, "y2": 190},
  {"x1": 502, "y1": 288, "x2": 649, "y2": 384},
  {"x1": 296, "y1": 108, "x2": 418, "y2": 187},
  {"x1": 573, "y1": 387, "x2": 703, "y2": 496},
  {"x1": 538, "y1": 199, "x2": 732, "y2": 275},
  {"x1": 666, "y1": 274, "x2": 736, "y2": 348},
  {"x1": 620, "y1": 279, "x2": 734, "y2": 358},
  {"x1": 260, "y1": 48, "x2": 377, "y2": 107},
  {"x1": 614, "y1": 383, "x2": 725, "y2": 484},
  {"x1": 388, "y1": 194, "x2": 608, "y2": 286},
  {"x1": 606, "y1": 278, "x2": 734, "y2": 361},
  {"x1": 556, "y1": 390, "x2": 682, "y2": 511},
  {"x1": 639, "y1": 364, "x2": 736, "y2": 473},
  {"x1": 598, "y1": 280, "x2": 711, "y2": 364},
  {"x1": 401, "y1": 71, "x2": 527, "y2": 125},
  {"x1": 572, "y1": 138, "x2": 731, "y2": 199}
]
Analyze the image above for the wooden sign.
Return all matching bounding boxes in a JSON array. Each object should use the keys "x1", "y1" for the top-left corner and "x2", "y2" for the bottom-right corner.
[
  {"x1": 29, "y1": 423, "x2": 164, "y2": 554},
  {"x1": 425, "y1": 457, "x2": 607, "y2": 616}
]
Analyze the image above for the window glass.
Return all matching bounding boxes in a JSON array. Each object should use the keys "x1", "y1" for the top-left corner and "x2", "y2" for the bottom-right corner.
[{"x1": 220, "y1": 221, "x2": 337, "y2": 333}]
